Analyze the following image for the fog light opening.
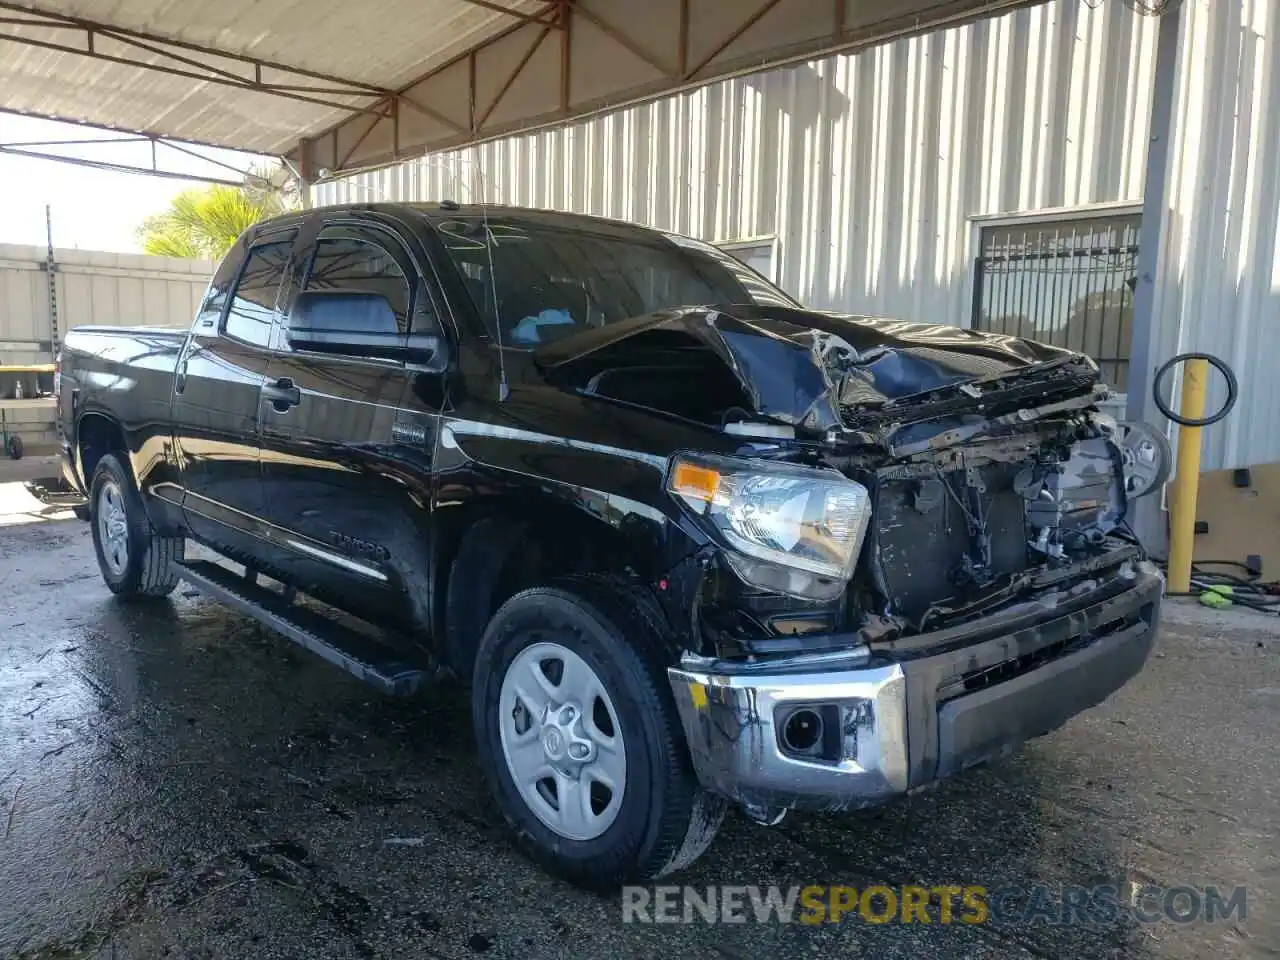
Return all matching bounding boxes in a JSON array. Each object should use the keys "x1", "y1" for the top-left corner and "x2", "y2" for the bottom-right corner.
[{"x1": 781, "y1": 708, "x2": 824, "y2": 754}]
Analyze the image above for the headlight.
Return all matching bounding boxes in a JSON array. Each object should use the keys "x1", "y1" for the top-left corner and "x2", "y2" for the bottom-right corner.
[{"x1": 666, "y1": 454, "x2": 872, "y2": 586}]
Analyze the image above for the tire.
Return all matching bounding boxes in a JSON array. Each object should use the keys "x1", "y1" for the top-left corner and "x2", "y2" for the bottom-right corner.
[
  {"x1": 6, "y1": 434, "x2": 22, "y2": 460},
  {"x1": 472, "y1": 578, "x2": 724, "y2": 888},
  {"x1": 89, "y1": 452, "x2": 184, "y2": 599}
]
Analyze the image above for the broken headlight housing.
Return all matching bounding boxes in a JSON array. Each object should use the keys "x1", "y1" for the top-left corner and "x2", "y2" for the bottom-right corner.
[{"x1": 667, "y1": 454, "x2": 871, "y2": 599}]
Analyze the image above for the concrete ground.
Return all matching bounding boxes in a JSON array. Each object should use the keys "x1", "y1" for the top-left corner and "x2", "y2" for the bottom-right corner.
[{"x1": 0, "y1": 479, "x2": 1275, "y2": 959}]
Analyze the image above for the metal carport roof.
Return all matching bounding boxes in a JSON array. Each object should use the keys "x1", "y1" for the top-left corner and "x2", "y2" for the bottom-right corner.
[{"x1": 0, "y1": 0, "x2": 1035, "y2": 181}]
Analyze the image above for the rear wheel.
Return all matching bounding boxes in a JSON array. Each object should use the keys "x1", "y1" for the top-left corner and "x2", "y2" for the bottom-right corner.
[
  {"x1": 472, "y1": 581, "x2": 723, "y2": 887},
  {"x1": 89, "y1": 453, "x2": 183, "y2": 599}
]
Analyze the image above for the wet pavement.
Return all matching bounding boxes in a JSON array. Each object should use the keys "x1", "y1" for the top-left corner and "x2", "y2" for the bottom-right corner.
[{"x1": 0, "y1": 483, "x2": 1276, "y2": 959}]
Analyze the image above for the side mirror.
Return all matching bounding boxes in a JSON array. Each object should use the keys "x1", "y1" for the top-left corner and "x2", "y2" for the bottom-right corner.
[{"x1": 287, "y1": 290, "x2": 444, "y2": 366}]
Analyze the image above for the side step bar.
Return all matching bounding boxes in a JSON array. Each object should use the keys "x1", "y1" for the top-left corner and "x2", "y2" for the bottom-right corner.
[
  {"x1": 24, "y1": 476, "x2": 89, "y2": 509},
  {"x1": 177, "y1": 559, "x2": 427, "y2": 696}
]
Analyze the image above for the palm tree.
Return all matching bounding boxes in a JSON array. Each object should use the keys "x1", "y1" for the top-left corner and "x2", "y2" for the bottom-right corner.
[{"x1": 138, "y1": 182, "x2": 285, "y2": 260}]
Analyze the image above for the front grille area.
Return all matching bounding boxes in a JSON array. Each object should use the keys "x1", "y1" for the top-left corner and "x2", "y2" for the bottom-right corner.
[
  {"x1": 949, "y1": 610, "x2": 1142, "y2": 698},
  {"x1": 957, "y1": 634, "x2": 1093, "y2": 695},
  {"x1": 869, "y1": 462, "x2": 1030, "y2": 622}
]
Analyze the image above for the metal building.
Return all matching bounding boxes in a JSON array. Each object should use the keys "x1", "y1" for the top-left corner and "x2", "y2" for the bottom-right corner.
[{"x1": 315, "y1": 0, "x2": 1276, "y2": 473}]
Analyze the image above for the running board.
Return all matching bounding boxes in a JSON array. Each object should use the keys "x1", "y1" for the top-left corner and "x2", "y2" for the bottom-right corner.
[
  {"x1": 24, "y1": 476, "x2": 88, "y2": 509},
  {"x1": 177, "y1": 559, "x2": 427, "y2": 696}
]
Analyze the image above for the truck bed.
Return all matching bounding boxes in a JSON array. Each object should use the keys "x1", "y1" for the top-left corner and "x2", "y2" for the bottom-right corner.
[{"x1": 59, "y1": 326, "x2": 189, "y2": 488}]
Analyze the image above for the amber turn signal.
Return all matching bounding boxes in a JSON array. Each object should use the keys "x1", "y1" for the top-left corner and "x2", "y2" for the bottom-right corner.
[{"x1": 670, "y1": 461, "x2": 721, "y2": 502}]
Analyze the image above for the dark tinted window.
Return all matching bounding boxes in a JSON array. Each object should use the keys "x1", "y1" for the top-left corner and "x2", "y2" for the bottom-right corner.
[
  {"x1": 194, "y1": 251, "x2": 241, "y2": 331},
  {"x1": 434, "y1": 218, "x2": 795, "y2": 346},
  {"x1": 224, "y1": 241, "x2": 292, "y2": 345},
  {"x1": 303, "y1": 233, "x2": 412, "y2": 334}
]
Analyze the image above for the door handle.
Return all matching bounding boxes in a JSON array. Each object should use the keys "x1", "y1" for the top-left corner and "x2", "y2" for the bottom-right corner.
[
  {"x1": 263, "y1": 377, "x2": 301, "y2": 412},
  {"x1": 174, "y1": 358, "x2": 188, "y2": 395}
]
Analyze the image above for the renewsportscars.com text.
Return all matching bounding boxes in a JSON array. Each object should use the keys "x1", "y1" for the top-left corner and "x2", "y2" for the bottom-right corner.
[{"x1": 621, "y1": 884, "x2": 1247, "y2": 926}]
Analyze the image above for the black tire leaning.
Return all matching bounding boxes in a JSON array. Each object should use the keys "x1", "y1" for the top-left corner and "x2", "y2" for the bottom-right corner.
[
  {"x1": 89, "y1": 453, "x2": 183, "y2": 599},
  {"x1": 471, "y1": 578, "x2": 724, "y2": 887}
]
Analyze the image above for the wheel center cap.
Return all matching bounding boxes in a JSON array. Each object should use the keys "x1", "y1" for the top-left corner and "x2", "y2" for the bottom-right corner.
[{"x1": 542, "y1": 727, "x2": 564, "y2": 759}]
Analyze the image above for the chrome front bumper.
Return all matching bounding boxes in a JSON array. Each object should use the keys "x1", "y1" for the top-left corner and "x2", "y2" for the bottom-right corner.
[
  {"x1": 668, "y1": 655, "x2": 910, "y2": 813},
  {"x1": 668, "y1": 562, "x2": 1163, "y2": 813}
]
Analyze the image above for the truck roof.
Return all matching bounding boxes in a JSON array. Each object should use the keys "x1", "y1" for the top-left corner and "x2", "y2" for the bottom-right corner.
[{"x1": 257, "y1": 201, "x2": 674, "y2": 242}]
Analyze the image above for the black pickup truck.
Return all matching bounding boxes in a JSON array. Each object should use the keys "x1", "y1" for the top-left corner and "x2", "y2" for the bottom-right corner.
[{"x1": 54, "y1": 202, "x2": 1169, "y2": 886}]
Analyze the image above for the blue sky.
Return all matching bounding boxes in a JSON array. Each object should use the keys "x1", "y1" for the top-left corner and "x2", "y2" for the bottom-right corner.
[{"x1": 0, "y1": 114, "x2": 266, "y2": 253}]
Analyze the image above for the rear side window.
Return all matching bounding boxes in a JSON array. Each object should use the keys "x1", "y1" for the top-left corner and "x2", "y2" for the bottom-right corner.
[
  {"x1": 303, "y1": 233, "x2": 412, "y2": 334},
  {"x1": 224, "y1": 241, "x2": 292, "y2": 346}
]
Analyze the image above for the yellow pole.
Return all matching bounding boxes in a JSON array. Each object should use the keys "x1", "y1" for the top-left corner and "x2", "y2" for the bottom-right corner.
[{"x1": 1166, "y1": 357, "x2": 1209, "y2": 593}]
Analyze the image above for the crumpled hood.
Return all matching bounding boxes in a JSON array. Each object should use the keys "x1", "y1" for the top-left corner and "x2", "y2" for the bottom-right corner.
[{"x1": 534, "y1": 303, "x2": 1090, "y2": 434}]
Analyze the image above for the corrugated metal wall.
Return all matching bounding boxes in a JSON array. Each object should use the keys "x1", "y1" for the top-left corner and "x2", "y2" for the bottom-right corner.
[
  {"x1": 317, "y1": 0, "x2": 1158, "y2": 326},
  {"x1": 315, "y1": 0, "x2": 1277, "y2": 471},
  {"x1": 1146, "y1": 0, "x2": 1280, "y2": 471},
  {"x1": 0, "y1": 245, "x2": 212, "y2": 445}
]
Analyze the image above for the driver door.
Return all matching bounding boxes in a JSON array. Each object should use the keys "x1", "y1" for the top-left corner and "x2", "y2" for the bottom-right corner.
[
  {"x1": 257, "y1": 218, "x2": 439, "y2": 630},
  {"x1": 170, "y1": 231, "x2": 295, "y2": 557}
]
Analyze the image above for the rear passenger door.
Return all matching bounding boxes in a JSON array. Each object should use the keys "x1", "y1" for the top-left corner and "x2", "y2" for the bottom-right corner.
[
  {"x1": 257, "y1": 219, "x2": 438, "y2": 631},
  {"x1": 170, "y1": 231, "x2": 295, "y2": 554}
]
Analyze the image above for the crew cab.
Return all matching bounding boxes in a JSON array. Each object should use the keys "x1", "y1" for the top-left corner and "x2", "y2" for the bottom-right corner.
[{"x1": 54, "y1": 203, "x2": 1169, "y2": 885}]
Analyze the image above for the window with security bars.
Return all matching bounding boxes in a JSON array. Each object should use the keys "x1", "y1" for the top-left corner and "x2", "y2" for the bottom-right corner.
[{"x1": 972, "y1": 213, "x2": 1139, "y2": 392}]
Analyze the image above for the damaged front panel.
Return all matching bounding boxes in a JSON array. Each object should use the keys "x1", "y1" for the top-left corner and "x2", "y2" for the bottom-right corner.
[
  {"x1": 536, "y1": 300, "x2": 1144, "y2": 656},
  {"x1": 535, "y1": 303, "x2": 1097, "y2": 446}
]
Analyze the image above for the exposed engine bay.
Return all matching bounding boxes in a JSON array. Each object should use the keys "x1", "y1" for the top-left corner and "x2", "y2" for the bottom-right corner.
[{"x1": 862, "y1": 417, "x2": 1129, "y2": 628}]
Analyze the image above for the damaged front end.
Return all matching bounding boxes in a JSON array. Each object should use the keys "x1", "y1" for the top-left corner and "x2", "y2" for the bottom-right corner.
[
  {"x1": 539, "y1": 303, "x2": 1154, "y2": 654},
  {"x1": 540, "y1": 303, "x2": 1167, "y2": 818}
]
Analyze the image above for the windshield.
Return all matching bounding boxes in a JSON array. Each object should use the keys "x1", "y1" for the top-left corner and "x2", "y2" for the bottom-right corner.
[{"x1": 431, "y1": 215, "x2": 795, "y2": 347}]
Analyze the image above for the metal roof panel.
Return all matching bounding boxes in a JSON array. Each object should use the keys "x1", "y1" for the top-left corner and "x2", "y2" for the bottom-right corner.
[{"x1": 0, "y1": 0, "x2": 1036, "y2": 170}]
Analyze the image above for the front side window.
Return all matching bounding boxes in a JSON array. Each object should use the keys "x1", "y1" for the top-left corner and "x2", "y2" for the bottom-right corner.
[
  {"x1": 194, "y1": 250, "x2": 242, "y2": 331},
  {"x1": 301, "y1": 232, "x2": 413, "y2": 334},
  {"x1": 433, "y1": 217, "x2": 796, "y2": 347},
  {"x1": 224, "y1": 241, "x2": 292, "y2": 346}
]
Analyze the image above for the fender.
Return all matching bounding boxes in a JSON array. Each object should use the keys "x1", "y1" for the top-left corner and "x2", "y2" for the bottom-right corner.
[{"x1": 435, "y1": 415, "x2": 704, "y2": 574}]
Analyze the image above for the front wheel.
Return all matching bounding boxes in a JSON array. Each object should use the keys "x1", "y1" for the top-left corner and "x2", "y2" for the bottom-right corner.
[
  {"x1": 89, "y1": 453, "x2": 184, "y2": 599},
  {"x1": 472, "y1": 580, "x2": 723, "y2": 887}
]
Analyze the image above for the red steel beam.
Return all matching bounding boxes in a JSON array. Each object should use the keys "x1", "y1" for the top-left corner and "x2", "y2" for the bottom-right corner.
[
  {"x1": 0, "y1": 144, "x2": 250, "y2": 185},
  {"x1": 308, "y1": 0, "x2": 560, "y2": 150},
  {"x1": 0, "y1": 1, "x2": 388, "y2": 94},
  {"x1": 337, "y1": 107, "x2": 387, "y2": 169},
  {"x1": 559, "y1": 1, "x2": 571, "y2": 113},
  {"x1": 476, "y1": 21, "x2": 552, "y2": 131},
  {"x1": 0, "y1": 105, "x2": 275, "y2": 158},
  {"x1": 677, "y1": 0, "x2": 689, "y2": 78},
  {"x1": 0, "y1": 29, "x2": 390, "y2": 117},
  {"x1": 0, "y1": 130, "x2": 261, "y2": 182},
  {"x1": 159, "y1": 139, "x2": 274, "y2": 181},
  {"x1": 395, "y1": 93, "x2": 468, "y2": 134},
  {"x1": 571, "y1": 4, "x2": 671, "y2": 77},
  {"x1": 685, "y1": 0, "x2": 786, "y2": 79},
  {"x1": 456, "y1": 0, "x2": 562, "y2": 28},
  {"x1": 0, "y1": 135, "x2": 149, "y2": 148}
]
